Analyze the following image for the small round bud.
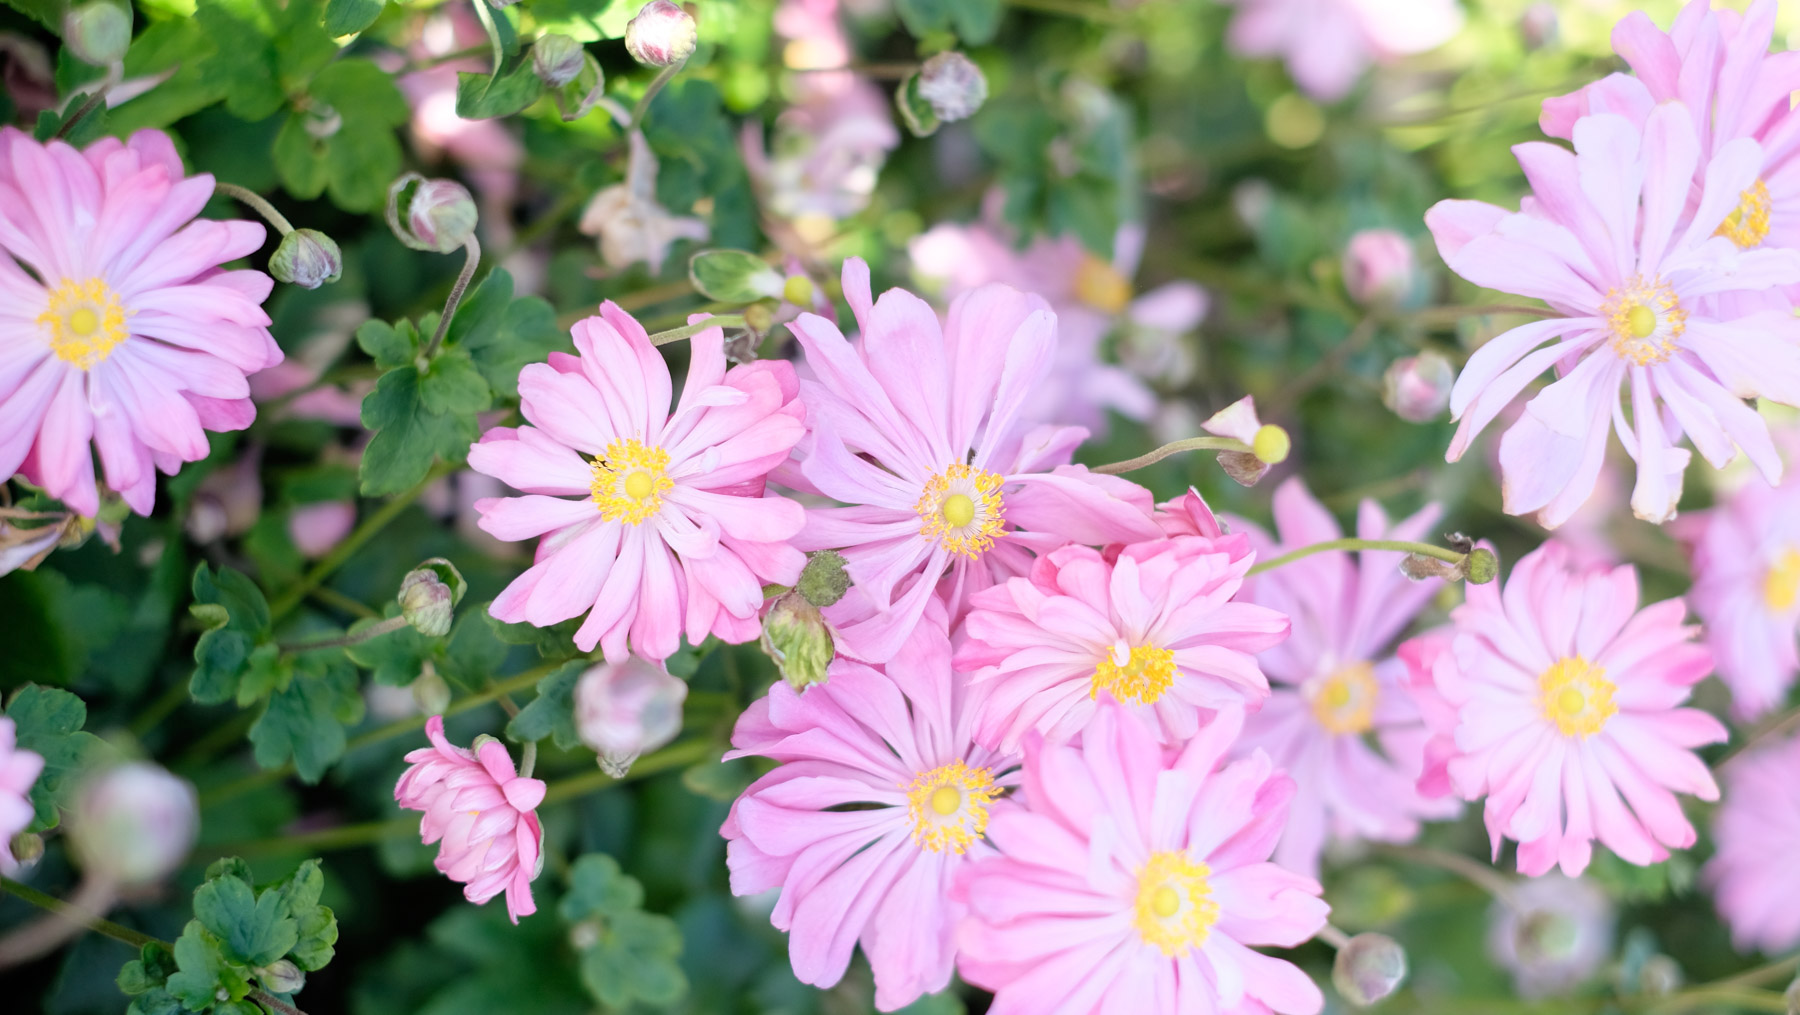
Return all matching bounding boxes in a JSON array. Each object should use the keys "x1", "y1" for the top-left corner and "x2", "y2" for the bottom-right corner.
[
  {"x1": 8, "y1": 832, "x2": 44, "y2": 871},
  {"x1": 302, "y1": 103, "x2": 342, "y2": 140},
  {"x1": 1521, "y1": 4, "x2": 1559, "y2": 50},
  {"x1": 574, "y1": 659, "x2": 688, "y2": 777},
  {"x1": 255, "y1": 959, "x2": 305, "y2": 995},
  {"x1": 625, "y1": 1, "x2": 697, "y2": 68},
  {"x1": 398, "y1": 557, "x2": 466, "y2": 637},
  {"x1": 760, "y1": 592, "x2": 835, "y2": 691},
  {"x1": 411, "y1": 662, "x2": 451, "y2": 717},
  {"x1": 795, "y1": 549, "x2": 850, "y2": 608},
  {"x1": 1638, "y1": 955, "x2": 1683, "y2": 997},
  {"x1": 782, "y1": 274, "x2": 815, "y2": 307},
  {"x1": 386, "y1": 174, "x2": 478, "y2": 254},
  {"x1": 915, "y1": 52, "x2": 987, "y2": 124},
  {"x1": 1342, "y1": 229, "x2": 1417, "y2": 307},
  {"x1": 68, "y1": 763, "x2": 198, "y2": 886},
  {"x1": 269, "y1": 229, "x2": 343, "y2": 289},
  {"x1": 63, "y1": 3, "x2": 132, "y2": 66},
  {"x1": 569, "y1": 919, "x2": 602, "y2": 950},
  {"x1": 533, "y1": 33, "x2": 586, "y2": 89},
  {"x1": 1464, "y1": 548, "x2": 1499, "y2": 585},
  {"x1": 1332, "y1": 933, "x2": 1407, "y2": 1007},
  {"x1": 1382, "y1": 352, "x2": 1454, "y2": 423},
  {"x1": 1251, "y1": 424, "x2": 1291, "y2": 464},
  {"x1": 743, "y1": 302, "x2": 775, "y2": 334}
]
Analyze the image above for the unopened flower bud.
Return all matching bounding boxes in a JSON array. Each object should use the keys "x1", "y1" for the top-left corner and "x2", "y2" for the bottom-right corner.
[
  {"x1": 1464, "y1": 548, "x2": 1498, "y2": 584},
  {"x1": 1521, "y1": 3, "x2": 1558, "y2": 50},
  {"x1": 398, "y1": 558, "x2": 466, "y2": 637},
  {"x1": 302, "y1": 103, "x2": 341, "y2": 140},
  {"x1": 760, "y1": 592, "x2": 835, "y2": 690},
  {"x1": 387, "y1": 174, "x2": 477, "y2": 254},
  {"x1": 533, "y1": 33, "x2": 586, "y2": 88},
  {"x1": 1639, "y1": 955, "x2": 1682, "y2": 997},
  {"x1": 8, "y1": 831, "x2": 44, "y2": 871},
  {"x1": 63, "y1": 3, "x2": 131, "y2": 66},
  {"x1": 625, "y1": 1, "x2": 697, "y2": 67},
  {"x1": 575, "y1": 659, "x2": 688, "y2": 776},
  {"x1": 269, "y1": 229, "x2": 343, "y2": 289},
  {"x1": 1382, "y1": 352, "x2": 1454, "y2": 423},
  {"x1": 915, "y1": 52, "x2": 987, "y2": 123},
  {"x1": 795, "y1": 549, "x2": 850, "y2": 608},
  {"x1": 1332, "y1": 933, "x2": 1407, "y2": 1007},
  {"x1": 412, "y1": 662, "x2": 451, "y2": 716},
  {"x1": 255, "y1": 959, "x2": 305, "y2": 995},
  {"x1": 68, "y1": 763, "x2": 198, "y2": 886},
  {"x1": 1343, "y1": 229, "x2": 1417, "y2": 307}
]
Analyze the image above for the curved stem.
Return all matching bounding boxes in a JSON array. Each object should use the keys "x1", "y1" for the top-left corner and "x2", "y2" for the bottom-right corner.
[
  {"x1": 1375, "y1": 844, "x2": 1518, "y2": 906},
  {"x1": 1247, "y1": 538, "x2": 1466, "y2": 576},
  {"x1": 277, "y1": 615, "x2": 408, "y2": 656},
  {"x1": 1648, "y1": 986, "x2": 1790, "y2": 1014},
  {"x1": 214, "y1": 182, "x2": 295, "y2": 235},
  {"x1": 1716, "y1": 703, "x2": 1800, "y2": 768},
  {"x1": 0, "y1": 877, "x2": 127, "y2": 966},
  {"x1": 647, "y1": 314, "x2": 746, "y2": 346},
  {"x1": 628, "y1": 61, "x2": 684, "y2": 131},
  {"x1": 1091, "y1": 436, "x2": 1252, "y2": 475},
  {"x1": 518, "y1": 741, "x2": 537, "y2": 779},
  {"x1": 252, "y1": 989, "x2": 310, "y2": 1015},
  {"x1": 540, "y1": 737, "x2": 714, "y2": 804},
  {"x1": 1315, "y1": 924, "x2": 1352, "y2": 950},
  {"x1": 420, "y1": 236, "x2": 482, "y2": 367}
]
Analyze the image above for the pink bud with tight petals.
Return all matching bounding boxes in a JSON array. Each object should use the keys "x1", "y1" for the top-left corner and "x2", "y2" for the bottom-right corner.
[
  {"x1": 68, "y1": 763, "x2": 198, "y2": 886},
  {"x1": 625, "y1": 1, "x2": 697, "y2": 67},
  {"x1": 1383, "y1": 351, "x2": 1455, "y2": 422},
  {"x1": 1343, "y1": 228, "x2": 1416, "y2": 306},
  {"x1": 574, "y1": 659, "x2": 687, "y2": 776}
]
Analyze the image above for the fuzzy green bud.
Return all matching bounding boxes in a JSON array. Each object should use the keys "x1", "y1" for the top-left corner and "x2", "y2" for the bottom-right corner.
[
  {"x1": 268, "y1": 229, "x2": 343, "y2": 289},
  {"x1": 255, "y1": 959, "x2": 305, "y2": 995},
  {"x1": 796, "y1": 549, "x2": 850, "y2": 607},
  {"x1": 399, "y1": 558, "x2": 466, "y2": 637},
  {"x1": 533, "y1": 33, "x2": 586, "y2": 88},
  {"x1": 1463, "y1": 547, "x2": 1499, "y2": 585},
  {"x1": 761, "y1": 592, "x2": 834, "y2": 690},
  {"x1": 1332, "y1": 933, "x2": 1407, "y2": 1007},
  {"x1": 63, "y1": 3, "x2": 131, "y2": 66}
]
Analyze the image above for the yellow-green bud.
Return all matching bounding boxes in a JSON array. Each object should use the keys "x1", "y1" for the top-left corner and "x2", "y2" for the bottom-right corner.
[
  {"x1": 761, "y1": 592, "x2": 834, "y2": 690},
  {"x1": 782, "y1": 274, "x2": 815, "y2": 307},
  {"x1": 1464, "y1": 547, "x2": 1499, "y2": 585},
  {"x1": 269, "y1": 229, "x2": 343, "y2": 289},
  {"x1": 399, "y1": 558, "x2": 466, "y2": 637},
  {"x1": 1332, "y1": 933, "x2": 1407, "y2": 1008},
  {"x1": 63, "y1": 3, "x2": 131, "y2": 66},
  {"x1": 1252, "y1": 424, "x2": 1291, "y2": 464}
]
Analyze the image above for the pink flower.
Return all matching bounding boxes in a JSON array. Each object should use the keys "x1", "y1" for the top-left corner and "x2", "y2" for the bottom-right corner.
[
  {"x1": 1676, "y1": 475, "x2": 1800, "y2": 720},
  {"x1": 1342, "y1": 228, "x2": 1416, "y2": 306},
  {"x1": 288, "y1": 500, "x2": 356, "y2": 559},
  {"x1": 721, "y1": 609, "x2": 1018, "y2": 1011},
  {"x1": 1227, "y1": 479, "x2": 1458, "y2": 878},
  {"x1": 1487, "y1": 873, "x2": 1615, "y2": 998},
  {"x1": 1705, "y1": 733, "x2": 1800, "y2": 954},
  {"x1": 955, "y1": 701, "x2": 1330, "y2": 1015},
  {"x1": 742, "y1": 73, "x2": 899, "y2": 222},
  {"x1": 395, "y1": 715, "x2": 545, "y2": 923},
  {"x1": 0, "y1": 127, "x2": 281, "y2": 517},
  {"x1": 471, "y1": 304, "x2": 806, "y2": 662},
  {"x1": 1402, "y1": 541, "x2": 1727, "y2": 876},
  {"x1": 955, "y1": 533, "x2": 1288, "y2": 752},
  {"x1": 1426, "y1": 104, "x2": 1800, "y2": 527},
  {"x1": 788, "y1": 258, "x2": 1165, "y2": 662},
  {"x1": 573, "y1": 657, "x2": 688, "y2": 777},
  {"x1": 0, "y1": 717, "x2": 44, "y2": 874},
  {"x1": 1222, "y1": 0, "x2": 1463, "y2": 102}
]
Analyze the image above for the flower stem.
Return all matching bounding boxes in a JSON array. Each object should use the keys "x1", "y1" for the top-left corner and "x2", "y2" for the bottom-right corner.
[
  {"x1": 1716, "y1": 703, "x2": 1800, "y2": 768},
  {"x1": 1090, "y1": 436, "x2": 1253, "y2": 475},
  {"x1": 629, "y1": 62, "x2": 684, "y2": 131},
  {"x1": 1375, "y1": 844, "x2": 1518, "y2": 906},
  {"x1": 277, "y1": 615, "x2": 409, "y2": 656},
  {"x1": 518, "y1": 741, "x2": 537, "y2": 779},
  {"x1": 647, "y1": 315, "x2": 747, "y2": 346},
  {"x1": 1247, "y1": 538, "x2": 1466, "y2": 577},
  {"x1": 1648, "y1": 986, "x2": 1790, "y2": 1014},
  {"x1": 540, "y1": 738, "x2": 715, "y2": 805},
  {"x1": 419, "y1": 236, "x2": 482, "y2": 367},
  {"x1": 214, "y1": 182, "x2": 295, "y2": 235},
  {"x1": 0, "y1": 877, "x2": 153, "y2": 950},
  {"x1": 1316, "y1": 924, "x2": 1352, "y2": 949}
]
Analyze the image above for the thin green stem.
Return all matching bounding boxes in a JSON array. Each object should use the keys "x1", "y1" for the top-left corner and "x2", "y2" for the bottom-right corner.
[
  {"x1": 1091, "y1": 437, "x2": 1252, "y2": 476},
  {"x1": 308, "y1": 585, "x2": 379, "y2": 620},
  {"x1": 629, "y1": 62, "x2": 684, "y2": 131},
  {"x1": 1248, "y1": 538, "x2": 1465, "y2": 577},
  {"x1": 1648, "y1": 986, "x2": 1790, "y2": 1014},
  {"x1": 647, "y1": 315, "x2": 746, "y2": 346},
  {"x1": 128, "y1": 679, "x2": 193, "y2": 738},
  {"x1": 420, "y1": 236, "x2": 482, "y2": 367},
  {"x1": 541, "y1": 738, "x2": 714, "y2": 805},
  {"x1": 278, "y1": 615, "x2": 409, "y2": 656},
  {"x1": 1375, "y1": 844, "x2": 1518, "y2": 906},
  {"x1": 1717, "y1": 704, "x2": 1800, "y2": 768},
  {"x1": 214, "y1": 182, "x2": 294, "y2": 235},
  {"x1": 252, "y1": 989, "x2": 310, "y2": 1015},
  {"x1": 0, "y1": 876, "x2": 157, "y2": 949},
  {"x1": 518, "y1": 741, "x2": 537, "y2": 779},
  {"x1": 1316, "y1": 924, "x2": 1352, "y2": 950},
  {"x1": 1268, "y1": 314, "x2": 1377, "y2": 414},
  {"x1": 1713, "y1": 951, "x2": 1800, "y2": 990}
]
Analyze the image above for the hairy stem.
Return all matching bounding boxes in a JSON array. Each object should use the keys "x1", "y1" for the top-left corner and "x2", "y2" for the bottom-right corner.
[
  {"x1": 1247, "y1": 538, "x2": 1466, "y2": 577},
  {"x1": 629, "y1": 61, "x2": 684, "y2": 131},
  {"x1": 647, "y1": 315, "x2": 747, "y2": 346},
  {"x1": 1090, "y1": 437, "x2": 1253, "y2": 475},
  {"x1": 278, "y1": 615, "x2": 409, "y2": 656},
  {"x1": 420, "y1": 236, "x2": 482, "y2": 367},
  {"x1": 214, "y1": 182, "x2": 295, "y2": 235}
]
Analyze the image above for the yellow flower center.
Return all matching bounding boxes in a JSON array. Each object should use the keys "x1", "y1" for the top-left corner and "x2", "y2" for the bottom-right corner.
[
  {"x1": 915, "y1": 463, "x2": 1006, "y2": 558},
  {"x1": 1133, "y1": 851, "x2": 1220, "y2": 957},
  {"x1": 1602, "y1": 275, "x2": 1685, "y2": 366},
  {"x1": 904, "y1": 760, "x2": 1001, "y2": 854},
  {"x1": 1538, "y1": 656, "x2": 1617, "y2": 738},
  {"x1": 1074, "y1": 254, "x2": 1132, "y2": 314},
  {"x1": 1764, "y1": 547, "x2": 1800, "y2": 613},
  {"x1": 1091, "y1": 643, "x2": 1177, "y2": 706},
  {"x1": 1715, "y1": 179, "x2": 1772, "y2": 249},
  {"x1": 589, "y1": 439, "x2": 672, "y2": 525},
  {"x1": 1309, "y1": 661, "x2": 1379, "y2": 735},
  {"x1": 38, "y1": 277, "x2": 129, "y2": 370}
]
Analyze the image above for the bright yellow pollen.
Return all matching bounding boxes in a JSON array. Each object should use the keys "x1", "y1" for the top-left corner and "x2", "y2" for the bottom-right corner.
[
  {"x1": 905, "y1": 761, "x2": 1001, "y2": 854},
  {"x1": 1091, "y1": 644, "x2": 1177, "y2": 706},
  {"x1": 1764, "y1": 548, "x2": 1800, "y2": 613},
  {"x1": 1310, "y1": 661, "x2": 1378, "y2": 735},
  {"x1": 915, "y1": 464, "x2": 1006, "y2": 558},
  {"x1": 1626, "y1": 304, "x2": 1657, "y2": 339},
  {"x1": 1602, "y1": 275, "x2": 1685, "y2": 366},
  {"x1": 1133, "y1": 852, "x2": 1220, "y2": 957},
  {"x1": 1538, "y1": 656, "x2": 1617, "y2": 738},
  {"x1": 1715, "y1": 179, "x2": 1773, "y2": 249},
  {"x1": 38, "y1": 277, "x2": 129, "y2": 370},
  {"x1": 1074, "y1": 254, "x2": 1132, "y2": 314},
  {"x1": 589, "y1": 439, "x2": 673, "y2": 525}
]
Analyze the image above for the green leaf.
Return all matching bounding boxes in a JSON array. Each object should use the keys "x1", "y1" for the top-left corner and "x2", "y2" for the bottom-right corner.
[
  {"x1": 274, "y1": 58, "x2": 409, "y2": 212},
  {"x1": 577, "y1": 909, "x2": 688, "y2": 1007},
  {"x1": 165, "y1": 921, "x2": 252, "y2": 1010},
  {"x1": 0, "y1": 0, "x2": 59, "y2": 29},
  {"x1": 358, "y1": 366, "x2": 481, "y2": 497},
  {"x1": 193, "y1": 0, "x2": 290, "y2": 121},
  {"x1": 505, "y1": 660, "x2": 586, "y2": 749},
  {"x1": 322, "y1": 0, "x2": 384, "y2": 35},
  {"x1": 126, "y1": 988, "x2": 186, "y2": 1015},
  {"x1": 247, "y1": 655, "x2": 364, "y2": 783},
  {"x1": 454, "y1": 62, "x2": 544, "y2": 120},
  {"x1": 355, "y1": 318, "x2": 420, "y2": 371},
  {"x1": 439, "y1": 610, "x2": 509, "y2": 690},
  {"x1": 893, "y1": 0, "x2": 951, "y2": 37},
  {"x1": 188, "y1": 563, "x2": 275, "y2": 705},
  {"x1": 948, "y1": 0, "x2": 1001, "y2": 44},
  {"x1": 559, "y1": 854, "x2": 645, "y2": 921},
  {"x1": 274, "y1": 859, "x2": 339, "y2": 971},
  {"x1": 194, "y1": 874, "x2": 298, "y2": 967},
  {"x1": 448, "y1": 270, "x2": 566, "y2": 399},
  {"x1": 345, "y1": 613, "x2": 436, "y2": 686},
  {"x1": 688, "y1": 249, "x2": 783, "y2": 303},
  {"x1": 117, "y1": 942, "x2": 176, "y2": 996},
  {"x1": 2, "y1": 684, "x2": 104, "y2": 832},
  {"x1": 32, "y1": 91, "x2": 109, "y2": 145},
  {"x1": 418, "y1": 350, "x2": 493, "y2": 417}
]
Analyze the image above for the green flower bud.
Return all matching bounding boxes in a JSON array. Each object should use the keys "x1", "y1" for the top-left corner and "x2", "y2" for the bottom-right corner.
[
  {"x1": 268, "y1": 229, "x2": 343, "y2": 289},
  {"x1": 1332, "y1": 933, "x2": 1407, "y2": 1007},
  {"x1": 399, "y1": 558, "x2": 466, "y2": 637},
  {"x1": 7, "y1": 831, "x2": 43, "y2": 871},
  {"x1": 796, "y1": 549, "x2": 850, "y2": 607},
  {"x1": 412, "y1": 661, "x2": 452, "y2": 716},
  {"x1": 761, "y1": 592, "x2": 834, "y2": 690},
  {"x1": 1464, "y1": 547, "x2": 1499, "y2": 584},
  {"x1": 386, "y1": 173, "x2": 478, "y2": 254},
  {"x1": 255, "y1": 959, "x2": 305, "y2": 995},
  {"x1": 63, "y1": 3, "x2": 132, "y2": 66},
  {"x1": 915, "y1": 52, "x2": 987, "y2": 123},
  {"x1": 533, "y1": 33, "x2": 586, "y2": 88}
]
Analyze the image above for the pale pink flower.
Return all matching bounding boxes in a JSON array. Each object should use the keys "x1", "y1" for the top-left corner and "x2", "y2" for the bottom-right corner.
[
  {"x1": 473, "y1": 305, "x2": 805, "y2": 661},
  {"x1": 1487, "y1": 873, "x2": 1615, "y2": 998},
  {"x1": 722, "y1": 609, "x2": 1019, "y2": 1011},
  {"x1": 288, "y1": 500, "x2": 356, "y2": 559},
  {"x1": 955, "y1": 534, "x2": 1288, "y2": 752},
  {"x1": 0, "y1": 127, "x2": 281, "y2": 517},
  {"x1": 1705, "y1": 733, "x2": 1800, "y2": 954},
  {"x1": 1402, "y1": 541, "x2": 1727, "y2": 876},
  {"x1": 742, "y1": 73, "x2": 899, "y2": 223},
  {"x1": 0, "y1": 717, "x2": 44, "y2": 874},
  {"x1": 1426, "y1": 104, "x2": 1800, "y2": 527},
  {"x1": 573, "y1": 657, "x2": 688, "y2": 776},
  {"x1": 956, "y1": 701, "x2": 1329, "y2": 1015},
  {"x1": 578, "y1": 130, "x2": 709, "y2": 274},
  {"x1": 1227, "y1": 479, "x2": 1458, "y2": 879},
  {"x1": 1222, "y1": 0, "x2": 1463, "y2": 103},
  {"x1": 788, "y1": 257, "x2": 1164, "y2": 662}
]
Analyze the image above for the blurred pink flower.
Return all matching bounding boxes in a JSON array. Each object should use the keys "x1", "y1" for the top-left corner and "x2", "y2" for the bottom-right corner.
[
  {"x1": 574, "y1": 657, "x2": 688, "y2": 776},
  {"x1": 722, "y1": 608, "x2": 1018, "y2": 1011},
  {"x1": 1487, "y1": 873, "x2": 1615, "y2": 998},
  {"x1": 742, "y1": 74, "x2": 899, "y2": 222},
  {"x1": 0, "y1": 717, "x2": 44, "y2": 874},
  {"x1": 1222, "y1": 0, "x2": 1463, "y2": 102},
  {"x1": 1227, "y1": 479, "x2": 1458, "y2": 879},
  {"x1": 395, "y1": 9, "x2": 523, "y2": 240},
  {"x1": 288, "y1": 500, "x2": 356, "y2": 559},
  {"x1": 955, "y1": 701, "x2": 1329, "y2": 1015},
  {"x1": 471, "y1": 305, "x2": 806, "y2": 661},
  {"x1": 1342, "y1": 228, "x2": 1416, "y2": 306},
  {"x1": 956, "y1": 536, "x2": 1287, "y2": 752},
  {"x1": 395, "y1": 715, "x2": 545, "y2": 923},
  {"x1": 0, "y1": 127, "x2": 281, "y2": 517},
  {"x1": 1425, "y1": 104, "x2": 1800, "y2": 527},
  {"x1": 578, "y1": 130, "x2": 710, "y2": 274},
  {"x1": 788, "y1": 258, "x2": 1164, "y2": 662},
  {"x1": 1403, "y1": 541, "x2": 1726, "y2": 876},
  {"x1": 1705, "y1": 733, "x2": 1800, "y2": 954}
]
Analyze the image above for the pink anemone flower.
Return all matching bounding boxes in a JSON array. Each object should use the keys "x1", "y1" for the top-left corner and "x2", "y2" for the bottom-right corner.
[
  {"x1": 1221, "y1": 0, "x2": 1463, "y2": 103},
  {"x1": 1705, "y1": 733, "x2": 1800, "y2": 954}
]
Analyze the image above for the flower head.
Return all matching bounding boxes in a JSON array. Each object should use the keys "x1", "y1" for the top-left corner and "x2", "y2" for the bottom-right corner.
[
  {"x1": 0, "y1": 127, "x2": 281, "y2": 516},
  {"x1": 395, "y1": 715, "x2": 546, "y2": 923},
  {"x1": 1705, "y1": 733, "x2": 1800, "y2": 954},
  {"x1": 0, "y1": 717, "x2": 44, "y2": 874},
  {"x1": 578, "y1": 130, "x2": 709, "y2": 273},
  {"x1": 1222, "y1": 0, "x2": 1463, "y2": 102},
  {"x1": 1487, "y1": 873, "x2": 1615, "y2": 998},
  {"x1": 955, "y1": 701, "x2": 1330, "y2": 1014}
]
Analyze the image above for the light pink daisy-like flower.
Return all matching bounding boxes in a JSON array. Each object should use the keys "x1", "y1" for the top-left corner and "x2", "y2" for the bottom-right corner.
[
  {"x1": 395, "y1": 715, "x2": 546, "y2": 923},
  {"x1": 789, "y1": 257, "x2": 1164, "y2": 662},
  {"x1": 1221, "y1": 0, "x2": 1463, "y2": 102},
  {"x1": 0, "y1": 127, "x2": 281, "y2": 517},
  {"x1": 1426, "y1": 103, "x2": 1800, "y2": 527},
  {"x1": 955, "y1": 534, "x2": 1288, "y2": 752},
  {"x1": 471, "y1": 304, "x2": 806, "y2": 662},
  {"x1": 1227, "y1": 479, "x2": 1459, "y2": 879},
  {"x1": 1402, "y1": 541, "x2": 1727, "y2": 877},
  {"x1": 721, "y1": 608, "x2": 1018, "y2": 1011},
  {"x1": 0, "y1": 717, "x2": 44, "y2": 874},
  {"x1": 1705, "y1": 733, "x2": 1800, "y2": 954},
  {"x1": 1675, "y1": 475, "x2": 1800, "y2": 720},
  {"x1": 956, "y1": 701, "x2": 1329, "y2": 1015}
]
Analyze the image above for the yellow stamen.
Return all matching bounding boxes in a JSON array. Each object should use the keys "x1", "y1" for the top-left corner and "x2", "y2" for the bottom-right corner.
[
  {"x1": 1715, "y1": 179, "x2": 1772, "y2": 249},
  {"x1": 1538, "y1": 656, "x2": 1617, "y2": 738},
  {"x1": 1091, "y1": 644, "x2": 1177, "y2": 706},
  {"x1": 589, "y1": 439, "x2": 673, "y2": 525},
  {"x1": 915, "y1": 464, "x2": 1006, "y2": 558},
  {"x1": 1309, "y1": 661, "x2": 1379, "y2": 735},
  {"x1": 38, "y1": 277, "x2": 129, "y2": 369},
  {"x1": 1764, "y1": 547, "x2": 1800, "y2": 613},
  {"x1": 1602, "y1": 275, "x2": 1685, "y2": 366},
  {"x1": 904, "y1": 761, "x2": 1001, "y2": 854},
  {"x1": 1074, "y1": 254, "x2": 1132, "y2": 314},
  {"x1": 1134, "y1": 852, "x2": 1220, "y2": 957}
]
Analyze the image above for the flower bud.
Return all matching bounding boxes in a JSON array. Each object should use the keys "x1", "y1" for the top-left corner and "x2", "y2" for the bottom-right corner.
[
  {"x1": 574, "y1": 659, "x2": 688, "y2": 777},
  {"x1": 398, "y1": 558, "x2": 466, "y2": 637},
  {"x1": 63, "y1": 3, "x2": 132, "y2": 66},
  {"x1": 412, "y1": 662, "x2": 451, "y2": 716},
  {"x1": 8, "y1": 831, "x2": 44, "y2": 871},
  {"x1": 533, "y1": 33, "x2": 586, "y2": 88},
  {"x1": 269, "y1": 229, "x2": 343, "y2": 289},
  {"x1": 1639, "y1": 955, "x2": 1682, "y2": 997},
  {"x1": 915, "y1": 52, "x2": 987, "y2": 123},
  {"x1": 68, "y1": 763, "x2": 198, "y2": 886},
  {"x1": 795, "y1": 549, "x2": 850, "y2": 608},
  {"x1": 1343, "y1": 229, "x2": 1417, "y2": 306},
  {"x1": 625, "y1": 1, "x2": 697, "y2": 68},
  {"x1": 760, "y1": 592, "x2": 835, "y2": 691},
  {"x1": 1332, "y1": 933, "x2": 1407, "y2": 1007},
  {"x1": 1382, "y1": 352, "x2": 1454, "y2": 423},
  {"x1": 1464, "y1": 548, "x2": 1498, "y2": 584},
  {"x1": 255, "y1": 959, "x2": 305, "y2": 995},
  {"x1": 386, "y1": 173, "x2": 478, "y2": 254},
  {"x1": 1521, "y1": 4, "x2": 1558, "y2": 50}
]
